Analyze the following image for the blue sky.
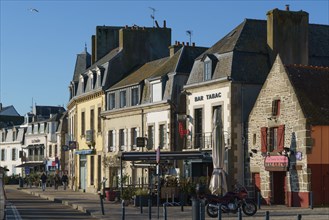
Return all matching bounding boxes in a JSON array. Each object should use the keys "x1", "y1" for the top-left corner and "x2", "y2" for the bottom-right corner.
[{"x1": 1, "y1": 0, "x2": 328, "y2": 115}]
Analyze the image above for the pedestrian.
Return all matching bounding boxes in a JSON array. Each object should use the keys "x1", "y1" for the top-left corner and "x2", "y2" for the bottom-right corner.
[
  {"x1": 54, "y1": 170, "x2": 60, "y2": 190},
  {"x1": 61, "y1": 171, "x2": 68, "y2": 190},
  {"x1": 41, "y1": 172, "x2": 47, "y2": 191}
]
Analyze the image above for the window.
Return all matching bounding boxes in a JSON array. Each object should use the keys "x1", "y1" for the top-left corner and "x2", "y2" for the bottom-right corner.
[
  {"x1": 81, "y1": 112, "x2": 85, "y2": 136},
  {"x1": 98, "y1": 107, "x2": 101, "y2": 132},
  {"x1": 55, "y1": 144, "x2": 58, "y2": 157},
  {"x1": 120, "y1": 91, "x2": 127, "y2": 108},
  {"x1": 152, "y1": 82, "x2": 162, "y2": 102},
  {"x1": 12, "y1": 148, "x2": 16, "y2": 161},
  {"x1": 33, "y1": 124, "x2": 38, "y2": 134},
  {"x1": 1, "y1": 149, "x2": 5, "y2": 161},
  {"x1": 147, "y1": 125, "x2": 154, "y2": 149},
  {"x1": 268, "y1": 127, "x2": 278, "y2": 152},
  {"x1": 272, "y1": 100, "x2": 281, "y2": 116},
  {"x1": 90, "y1": 156, "x2": 94, "y2": 185},
  {"x1": 12, "y1": 130, "x2": 16, "y2": 141},
  {"x1": 49, "y1": 145, "x2": 52, "y2": 157},
  {"x1": 194, "y1": 108, "x2": 203, "y2": 148},
  {"x1": 131, "y1": 88, "x2": 139, "y2": 106},
  {"x1": 90, "y1": 109, "x2": 95, "y2": 131},
  {"x1": 40, "y1": 123, "x2": 45, "y2": 134},
  {"x1": 108, "y1": 130, "x2": 114, "y2": 152},
  {"x1": 119, "y1": 129, "x2": 125, "y2": 151},
  {"x1": 109, "y1": 93, "x2": 115, "y2": 110},
  {"x1": 261, "y1": 125, "x2": 285, "y2": 153},
  {"x1": 131, "y1": 128, "x2": 137, "y2": 150},
  {"x1": 204, "y1": 61, "x2": 212, "y2": 81},
  {"x1": 159, "y1": 124, "x2": 167, "y2": 149},
  {"x1": 27, "y1": 125, "x2": 32, "y2": 134}
]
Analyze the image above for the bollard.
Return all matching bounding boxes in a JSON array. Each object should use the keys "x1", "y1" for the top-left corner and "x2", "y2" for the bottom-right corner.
[
  {"x1": 192, "y1": 198, "x2": 200, "y2": 220},
  {"x1": 163, "y1": 203, "x2": 167, "y2": 220},
  {"x1": 297, "y1": 214, "x2": 302, "y2": 220},
  {"x1": 199, "y1": 199, "x2": 205, "y2": 220},
  {"x1": 309, "y1": 191, "x2": 313, "y2": 209},
  {"x1": 217, "y1": 204, "x2": 222, "y2": 220},
  {"x1": 180, "y1": 193, "x2": 184, "y2": 212},
  {"x1": 265, "y1": 211, "x2": 270, "y2": 220},
  {"x1": 238, "y1": 207, "x2": 242, "y2": 220},
  {"x1": 257, "y1": 191, "x2": 261, "y2": 210},
  {"x1": 98, "y1": 191, "x2": 105, "y2": 215},
  {"x1": 121, "y1": 200, "x2": 125, "y2": 220},
  {"x1": 140, "y1": 195, "x2": 143, "y2": 214},
  {"x1": 148, "y1": 197, "x2": 152, "y2": 220}
]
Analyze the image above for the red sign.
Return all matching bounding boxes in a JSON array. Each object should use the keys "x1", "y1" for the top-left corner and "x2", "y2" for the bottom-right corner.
[{"x1": 264, "y1": 155, "x2": 289, "y2": 171}]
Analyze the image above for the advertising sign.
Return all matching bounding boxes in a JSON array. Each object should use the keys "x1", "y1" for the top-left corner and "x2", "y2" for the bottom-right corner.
[{"x1": 264, "y1": 155, "x2": 289, "y2": 171}]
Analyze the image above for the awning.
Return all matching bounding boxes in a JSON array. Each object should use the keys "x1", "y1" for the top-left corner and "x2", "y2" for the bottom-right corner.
[
  {"x1": 118, "y1": 151, "x2": 211, "y2": 161},
  {"x1": 24, "y1": 144, "x2": 45, "y2": 149},
  {"x1": 15, "y1": 162, "x2": 44, "y2": 168}
]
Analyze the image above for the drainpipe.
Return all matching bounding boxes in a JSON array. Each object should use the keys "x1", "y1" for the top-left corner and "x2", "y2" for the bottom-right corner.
[{"x1": 141, "y1": 109, "x2": 144, "y2": 187}]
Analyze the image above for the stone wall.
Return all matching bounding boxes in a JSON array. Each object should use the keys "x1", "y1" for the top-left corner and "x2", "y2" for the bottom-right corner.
[{"x1": 247, "y1": 55, "x2": 310, "y2": 205}]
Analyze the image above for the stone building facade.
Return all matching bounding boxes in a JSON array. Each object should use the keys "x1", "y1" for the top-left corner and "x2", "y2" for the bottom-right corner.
[{"x1": 247, "y1": 56, "x2": 329, "y2": 207}]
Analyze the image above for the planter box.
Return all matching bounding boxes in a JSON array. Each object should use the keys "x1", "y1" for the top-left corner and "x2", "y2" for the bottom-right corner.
[{"x1": 134, "y1": 195, "x2": 149, "y2": 207}]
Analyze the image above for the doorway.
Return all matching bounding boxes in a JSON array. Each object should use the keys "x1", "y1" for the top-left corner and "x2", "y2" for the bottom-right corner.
[{"x1": 272, "y1": 171, "x2": 286, "y2": 205}]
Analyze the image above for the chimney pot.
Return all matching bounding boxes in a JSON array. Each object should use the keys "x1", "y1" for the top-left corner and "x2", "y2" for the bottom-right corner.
[
  {"x1": 186, "y1": 42, "x2": 189, "y2": 46},
  {"x1": 125, "y1": 25, "x2": 128, "y2": 29},
  {"x1": 285, "y1": 4, "x2": 290, "y2": 11},
  {"x1": 178, "y1": 41, "x2": 180, "y2": 45},
  {"x1": 192, "y1": 42, "x2": 195, "y2": 47},
  {"x1": 182, "y1": 42, "x2": 185, "y2": 46},
  {"x1": 175, "y1": 40, "x2": 178, "y2": 45},
  {"x1": 163, "y1": 20, "x2": 166, "y2": 28}
]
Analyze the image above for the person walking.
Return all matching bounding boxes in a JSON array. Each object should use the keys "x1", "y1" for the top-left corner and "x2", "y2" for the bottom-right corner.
[
  {"x1": 41, "y1": 172, "x2": 47, "y2": 191},
  {"x1": 61, "y1": 171, "x2": 68, "y2": 190},
  {"x1": 54, "y1": 171, "x2": 60, "y2": 190}
]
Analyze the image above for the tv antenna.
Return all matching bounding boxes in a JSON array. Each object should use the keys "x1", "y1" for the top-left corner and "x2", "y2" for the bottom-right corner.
[
  {"x1": 186, "y1": 30, "x2": 193, "y2": 45},
  {"x1": 149, "y1": 7, "x2": 156, "y2": 27}
]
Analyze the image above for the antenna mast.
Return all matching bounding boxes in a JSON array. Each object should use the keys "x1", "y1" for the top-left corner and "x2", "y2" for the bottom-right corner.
[
  {"x1": 149, "y1": 7, "x2": 156, "y2": 27},
  {"x1": 186, "y1": 30, "x2": 193, "y2": 45}
]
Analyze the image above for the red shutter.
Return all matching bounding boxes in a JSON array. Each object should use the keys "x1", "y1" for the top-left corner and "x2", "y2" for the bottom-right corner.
[
  {"x1": 261, "y1": 127, "x2": 268, "y2": 153},
  {"x1": 277, "y1": 125, "x2": 285, "y2": 151}
]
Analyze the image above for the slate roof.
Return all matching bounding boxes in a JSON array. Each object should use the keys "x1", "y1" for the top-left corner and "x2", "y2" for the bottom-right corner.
[
  {"x1": 110, "y1": 46, "x2": 208, "y2": 91},
  {"x1": 73, "y1": 49, "x2": 91, "y2": 82},
  {"x1": 285, "y1": 65, "x2": 329, "y2": 125},
  {"x1": 187, "y1": 19, "x2": 329, "y2": 86}
]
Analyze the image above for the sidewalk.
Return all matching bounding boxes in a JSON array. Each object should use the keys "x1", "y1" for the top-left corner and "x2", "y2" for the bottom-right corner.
[{"x1": 5, "y1": 185, "x2": 329, "y2": 220}]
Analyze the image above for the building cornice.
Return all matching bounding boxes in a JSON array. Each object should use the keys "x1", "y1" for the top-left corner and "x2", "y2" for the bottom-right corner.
[{"x1": 67, "y1": 89, "x2": 104, "y2": 109}]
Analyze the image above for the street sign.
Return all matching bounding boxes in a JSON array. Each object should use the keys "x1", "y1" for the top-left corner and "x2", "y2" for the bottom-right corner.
[{"x1": 136, "y1": 137, "x2": 146, "y2": 147}]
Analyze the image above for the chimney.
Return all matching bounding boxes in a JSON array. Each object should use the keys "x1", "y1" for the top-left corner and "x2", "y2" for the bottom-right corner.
[
  {"x1": 169, "y1": 43, "x2": 183, "y2": 57},
  {"x1": 267, "y1": 8, "x2": 309, "y2": 65},
  {"x1": 192, "y1": 42, "x2": 195, "y2": 47},
  {"x1": 163, "y1": 20, "x2": 166, "y2": 28},
  {"x1": 285, "y1": 4, "x2": 290, "y2": 11}
]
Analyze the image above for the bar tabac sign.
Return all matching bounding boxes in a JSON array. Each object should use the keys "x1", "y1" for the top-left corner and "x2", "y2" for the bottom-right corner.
[{"x1": 264, "y1": 155, "x2": 289, "y2": 171}]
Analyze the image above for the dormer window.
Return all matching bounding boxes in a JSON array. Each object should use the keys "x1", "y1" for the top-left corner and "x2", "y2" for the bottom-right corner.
[
  {"x1": 120, "y1": 90, "x2": 127, "y2": 108},
  {"x1": 151, "y1": 80, "x2": 162, "y2": 102},
  {"x1": 131, "y1": 87, "x2": 139, "y2": 106},
  {"x1": 204, "y1": 60, "x2": 212, "y2": 81},
  {"x1": 108, "y1": 93, "x2": 115, "y2": 110}
]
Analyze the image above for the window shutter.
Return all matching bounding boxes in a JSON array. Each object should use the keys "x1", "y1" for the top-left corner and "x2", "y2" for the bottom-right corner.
[
  {"x1": 277, "y1": 125, "x2": 285, "y2": 151},
  {"x1": 261, "y1": 127, "x2": 268, "y2": 153}
]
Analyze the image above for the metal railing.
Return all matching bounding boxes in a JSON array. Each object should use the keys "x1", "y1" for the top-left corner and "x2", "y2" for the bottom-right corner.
[{"x1": 186, "y1": 132, "x2": 212, "y2": 150}]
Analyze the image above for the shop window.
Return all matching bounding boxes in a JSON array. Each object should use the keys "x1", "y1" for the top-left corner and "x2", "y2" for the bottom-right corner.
[{"x1": 90, "y1": 156, "x2": 94, "y2": 185}]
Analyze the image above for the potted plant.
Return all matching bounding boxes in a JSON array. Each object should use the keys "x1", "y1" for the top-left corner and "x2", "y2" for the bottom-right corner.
[
  {"x1": 121, "y1": 186, "x2": 135, "y2": 205},
  {"x1": 134, "y1": 188, "x2": 149, "y2": 207}
]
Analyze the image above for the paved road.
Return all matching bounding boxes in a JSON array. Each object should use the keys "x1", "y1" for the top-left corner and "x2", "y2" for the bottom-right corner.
[
  {"x1": 5, "y1": 187, "x2": 98, "y2": 220},
  {"x1": 4, "y1": 185, "x2": 329, "y2": 220}
]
